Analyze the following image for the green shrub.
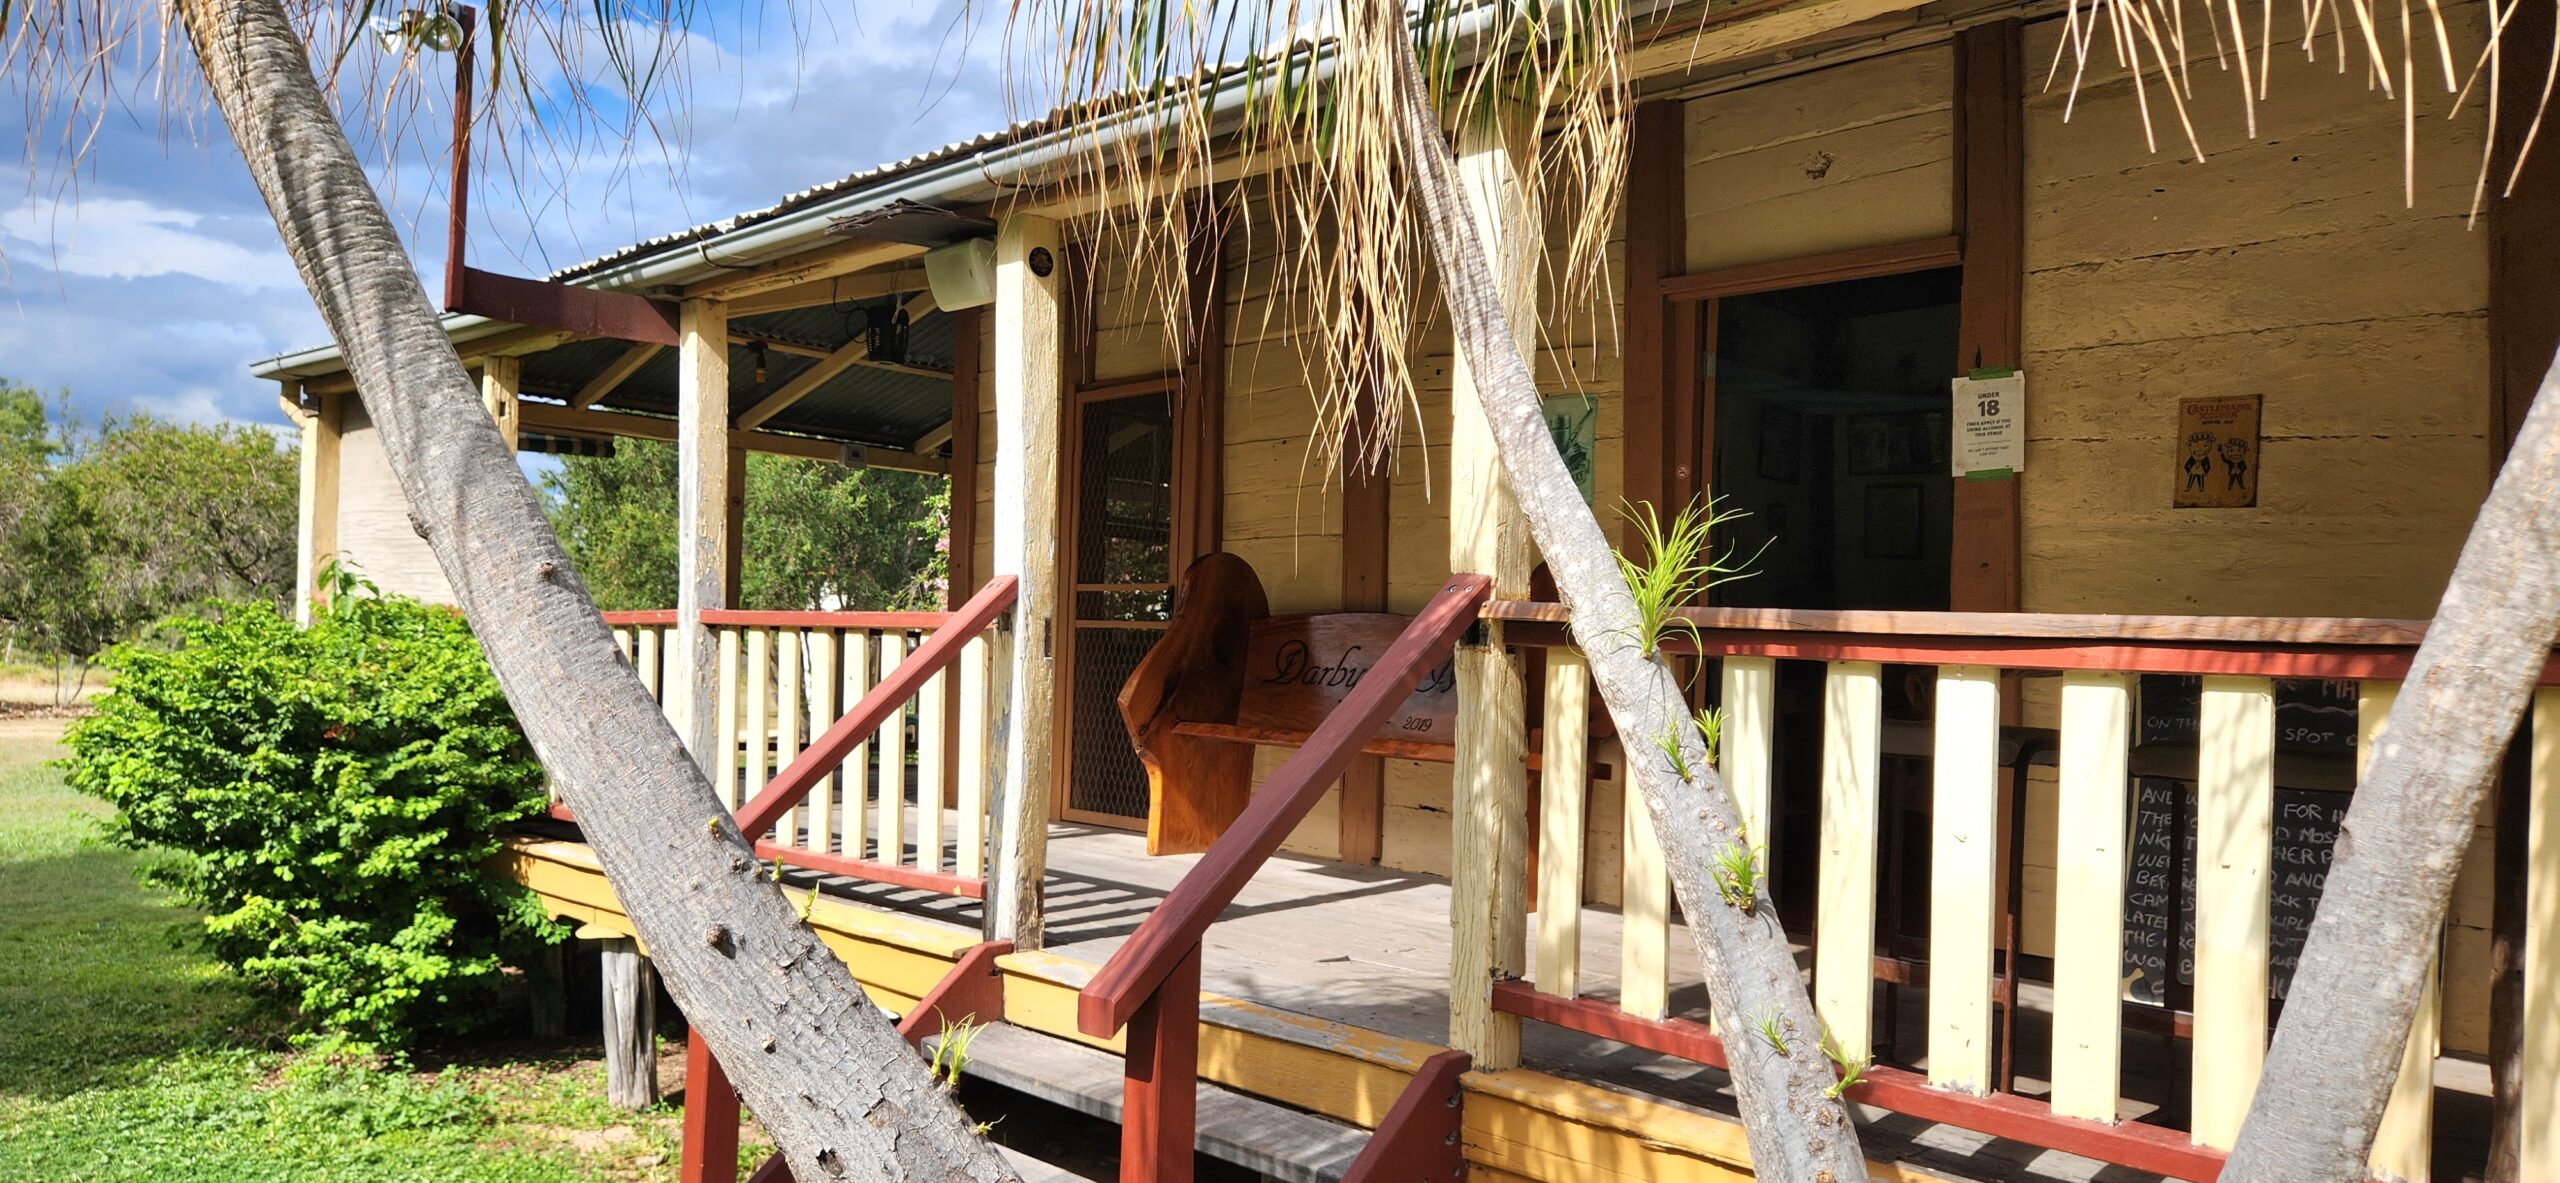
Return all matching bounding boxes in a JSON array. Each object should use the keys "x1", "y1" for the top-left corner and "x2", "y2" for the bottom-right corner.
[{"x1": 60, "y1": 591, "x2": 561, "y2": 1046}]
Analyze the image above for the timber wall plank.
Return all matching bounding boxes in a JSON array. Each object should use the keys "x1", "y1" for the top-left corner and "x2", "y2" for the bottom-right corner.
[
  {"x1": 2005, "y1": 9, "x2": 2501, "y2": 1058},
  {"x1": 1683, "y1": 47, "x2": 1956, "y2": 271},
  {"x1": 334, "y1": 396, "x2": 456, "y2": 604}
]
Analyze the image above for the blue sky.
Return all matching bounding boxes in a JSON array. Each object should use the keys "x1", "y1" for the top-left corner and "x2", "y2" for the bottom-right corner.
[{"x1": 0, "y1": 0, "x2": 1014, "y2": 433}]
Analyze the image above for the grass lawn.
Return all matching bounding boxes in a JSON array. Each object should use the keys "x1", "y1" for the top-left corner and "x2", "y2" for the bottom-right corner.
[{"x1": 0, "y1": 719, "x2": 699, "y2": 1181}]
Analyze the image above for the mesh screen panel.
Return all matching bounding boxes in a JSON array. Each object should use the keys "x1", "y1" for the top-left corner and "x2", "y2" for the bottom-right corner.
[
  {"x1": 1075, "y1": 395, "x2": 1175, "y2": 586},
  {"x1": 1067, "y1": 626, "x2": 1162, "y2": 818}
]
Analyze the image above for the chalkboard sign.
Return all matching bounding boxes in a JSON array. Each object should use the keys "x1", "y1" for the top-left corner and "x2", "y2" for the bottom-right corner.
[
  {"x1": 2137, "y1": 675, "x2": 2361, "y2": 754},
  {"x1": 2121, "y1": 778, "x2": 2193, "y2": 1007},
  {"x1": 2120, "y1": 779, "x2": 2351, "y2": 1005},
  {"x1": 2269, "y1": 789, "x2": 2349, "y2": 996}
]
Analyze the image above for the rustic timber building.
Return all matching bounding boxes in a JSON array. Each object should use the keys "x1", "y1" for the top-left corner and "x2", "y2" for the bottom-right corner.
[{"x1": 251, "y1": 0, "x2": 2559, "y2": 1179}]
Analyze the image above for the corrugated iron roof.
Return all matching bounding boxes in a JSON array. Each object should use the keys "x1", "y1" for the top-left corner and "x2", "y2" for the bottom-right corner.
[{"x1": 543, "y1": 119, "x2": 1051, "y2": 284}]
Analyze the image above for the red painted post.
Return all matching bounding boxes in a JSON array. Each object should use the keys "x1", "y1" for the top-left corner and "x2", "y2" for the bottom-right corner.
[
  {"x1": 1120, "y1": 943, "x2": 1202, "y2": 1183},
  {"x1": 680, "y1": 1034, "x2": 742, "y2": 1183}
]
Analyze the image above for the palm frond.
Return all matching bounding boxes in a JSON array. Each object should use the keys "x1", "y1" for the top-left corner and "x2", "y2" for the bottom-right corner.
[
  {"x1": 2047, "y1": 0, "x2": 2539, "y2": 220},
  {"x1": 1004, "y1": 0, "x2": 1631, "y2": 478}
]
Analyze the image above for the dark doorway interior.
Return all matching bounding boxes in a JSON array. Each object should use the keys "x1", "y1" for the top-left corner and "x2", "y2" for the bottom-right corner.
[{"x1": 1710, "y1": 267, "x2": 1962, "y2": 612}]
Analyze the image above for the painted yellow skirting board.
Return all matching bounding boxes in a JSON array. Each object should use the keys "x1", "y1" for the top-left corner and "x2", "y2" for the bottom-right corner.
[{"x1": 496, "y1": 836, "x2": 1930, "y2": 1183}]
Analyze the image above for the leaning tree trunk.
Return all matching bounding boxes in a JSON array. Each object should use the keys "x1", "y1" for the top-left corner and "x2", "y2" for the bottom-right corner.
[
  {"x1": 1383, "y1": 35, "x2": 1869, "y2": 1183},
  {"x1": 179, "y1": 2, "x2": 1015, "y2": 1179},
  {"x1": 2218, "y1": 352, "x2": 2560, "y2": 1176}
]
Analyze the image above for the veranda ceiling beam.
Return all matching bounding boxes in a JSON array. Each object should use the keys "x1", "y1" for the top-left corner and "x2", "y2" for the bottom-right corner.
[
  {"x1": 732, "y1": 291, "x2": 944, "y2": 431},
  {"x1": 516, "y1": 403, "x2": 949, "y2": 475},
  {"x1": 572, "y1": 343, "x2": 666, "y2": 410},
  {"x1": 680, "y1": 239, "x2": 922, "y2": 303},
  {"x1": 724, "y1": 267, "x2": 932, "y2": 317}
]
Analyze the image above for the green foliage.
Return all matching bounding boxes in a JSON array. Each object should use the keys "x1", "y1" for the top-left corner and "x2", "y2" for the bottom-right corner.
[
  {"x1": 1652, "y1": 726, "x2": 1693, "y2": 784},
  {"x1": 0, "y1": 379, "x2": 60, "y2": 467},
  {"x1": 80, "y1": 412, "x2": 299, "y2": 602},
  {"x1": 928, "y1": 1016, "x2": 987, "y2": 1089},
  {"x1": 0, "y1": 392, "x2": 295, "y2": 691},
  {"x1": 539, "y1": 440, "x2": 950, "y2": 611},
  {"x1": 1821, "y1": 1030, "x2": 1870, "y2": 1101},
  {"x1": 1695, "y1": 705, "x2": 1725, "y2": 767},
  {"x1": 1753, "y1": 1007, "x2": 1791, "y2": 1058},
  {"x1": 58, "y1": 590, "x2": 560, "y2": 1046},
  {"x1": 0, "y1": 733, "x2": 688, "y2": 1180},
  {"x1": 1712, "y1": 838, "x2": 1766, "y2": 916},
  {"x1": 1612, "y1": 496, "x2": 1764, "y2": 659},
  {"x1": 0, "y1": 459, "x2": 150, "y2": 687}
]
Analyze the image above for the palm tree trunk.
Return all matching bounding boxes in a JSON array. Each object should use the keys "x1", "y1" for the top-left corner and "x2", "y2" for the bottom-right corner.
[
  {"x1": 176, "y1": 1, "x2": 1015, "y2": 1179},
  {"x1": 1383, "y1": 34, "x2": 1869, "y2": 1182},
  {"x1": 2219, "y1": 352, "x2": 2560, "y2": 1178}
]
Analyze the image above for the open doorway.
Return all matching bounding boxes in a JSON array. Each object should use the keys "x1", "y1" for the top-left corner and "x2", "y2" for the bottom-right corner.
[
  {"x1": 1669, "y1": 262, "x2": 1967, "y2": 938},
  {"x1": 1708, "y1": 267, "x2": 1962, "y2": 612}
]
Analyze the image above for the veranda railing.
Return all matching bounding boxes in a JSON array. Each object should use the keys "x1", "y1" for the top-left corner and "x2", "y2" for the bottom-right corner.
[
  {"x1": 597, "y1": 576, "x2": 1017, "y2": 899},
  {"x1": 1488, "y1": 601, "x2": 2545, "y2": 1181}
]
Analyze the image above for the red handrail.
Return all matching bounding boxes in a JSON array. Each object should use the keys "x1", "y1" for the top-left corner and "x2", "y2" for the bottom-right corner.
[
  {"x1": 1076, "y1": 573, "x2": 1493, "y2": 1039},
  {"x1": 1487, "y1": 602, "x2": 2560, "y2": 683},
  {"x1": 600, "y1": 607, "x2": 955, "y2": 630},
  {"x1": 732, "y1": 576, "x2": 1019, "y2": 840}
]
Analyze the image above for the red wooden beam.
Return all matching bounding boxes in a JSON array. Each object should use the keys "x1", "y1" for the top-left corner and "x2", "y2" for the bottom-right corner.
[
  {"x1": 897, "y1": 940, "x2": 1014, "y2": 1046},
  {"x1": 603, "y1": 609, "x2": 955, "y2": 630},
  {"x1": 735, "y1": 576, "x2": 1019, "y2": 840},
  {"x1": 1339, "y1": 1050, "x2": 1472, "y2": 1183},
  {"x1": 452, "y1": 267, "x2": 682, "y2": 346},
  {"x1": 443, "y1": 5, "x2": 476, "y2": 313},
  {"x1": 1488, "y1": 983, "x2": 2229, "y2": 1182},
  {"x1": 1077, "y1": 574, "x2": 1494, "y2": 1038},
  {"x1": 1121, "y1": 944, "x2": 1202, "y2": 1183},
  {"x1": 743, "y1": 1154, "x2": 791, "y2": 1183},
  {"x1": 680, "y1": 1035, "x2": 743, "y2": 1183},
  {"x1": 752, "y1": 841, "x2": 987, "y2": 899},
  {"x1": 700, "y1": 609, "x2": 952, "y2": 630},
  {"x1": 1496, "y1": 619, "x2": 2455, "y2": 682}
]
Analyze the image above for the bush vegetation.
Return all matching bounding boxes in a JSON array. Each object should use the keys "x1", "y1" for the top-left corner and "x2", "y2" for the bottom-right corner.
[{"x1": 59, "y1": 586, "x2": 561, "y2": 1045}]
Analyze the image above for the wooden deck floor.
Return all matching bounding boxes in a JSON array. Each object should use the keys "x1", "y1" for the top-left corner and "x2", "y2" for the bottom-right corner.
[
  {"x1": 801, "y1": 823, "x2": 2238, "y2": 1183},
  {"x1": 602, "y1": 815, "x2": 2495, "y2": 1183}
]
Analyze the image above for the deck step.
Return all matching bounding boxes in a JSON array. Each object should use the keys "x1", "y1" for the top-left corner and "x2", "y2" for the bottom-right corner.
[
  {"x1": 995, "y1": 1145, "x2": 1102, "y2": 1183},
  {"x1": 936, "y1": 1022, "x2": 1368, "y2": 1183}
]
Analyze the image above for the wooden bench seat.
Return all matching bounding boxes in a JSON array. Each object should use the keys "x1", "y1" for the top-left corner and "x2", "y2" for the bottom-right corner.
[
  {"x1": 1116, "y1": 554, "x2": 1446, "y2": 854},
  {"x1": 1121, "y1": 552, "x2": 1600, "y2": 855}
]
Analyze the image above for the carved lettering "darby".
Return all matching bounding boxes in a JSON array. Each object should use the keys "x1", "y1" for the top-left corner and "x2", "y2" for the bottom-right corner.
[
  {"x1": 1264, "y1": 640, "x2": 1369, "y2": 688},
  {"x1": 1261, "y1": 640, "x2": 1456, "y2": 696}
]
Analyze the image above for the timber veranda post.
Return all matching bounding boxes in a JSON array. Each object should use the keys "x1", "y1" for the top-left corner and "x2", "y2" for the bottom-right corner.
[
  {"x1": 657, "y1": 295, "x2": 735, "y2": 1123},
  {"x1": 1447, "y1": 109, "x2": 1539, "y2": 1070},
  {"x1": 287, "y1": 379, "x2": 341, "y2": 625},
  {"x1": 987, "y1": 214, "x2": 1064, "y2": 948}
]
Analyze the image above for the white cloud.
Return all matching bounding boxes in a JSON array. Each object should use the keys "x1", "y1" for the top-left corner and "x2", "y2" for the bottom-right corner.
[
  {"x1": 0, "y1": 197, "x2": 303, "y2": 292},
  {"x1": 0, "y1": 0, "x2": 1024, "y2": 434}
]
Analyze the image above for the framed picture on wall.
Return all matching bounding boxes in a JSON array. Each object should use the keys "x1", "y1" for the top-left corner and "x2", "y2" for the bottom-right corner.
[
  {"x1": 1863, "y1": 482, "x2": 1925, "y2": 559},
  {"x1": 1847, "y1": 413, "x2": 1938, "y2": 476},
  {"x1": 1756, "y1": 404, "x2": 1801, "y2": 484},
  {"x1": 1542, "y1": 395, "x2": 1598, "y2": 504}
]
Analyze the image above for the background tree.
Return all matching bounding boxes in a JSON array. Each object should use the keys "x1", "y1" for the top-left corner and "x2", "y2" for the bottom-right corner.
[
  {"x1": 82, "y1": 415, "x2": 299, "y2": 608},
  {"x1": 0, "y1": 399, "x2": 296, "y2": 694},
  {"x1": 540, "y1": 443, "x2": 950, "y2": 612}
]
